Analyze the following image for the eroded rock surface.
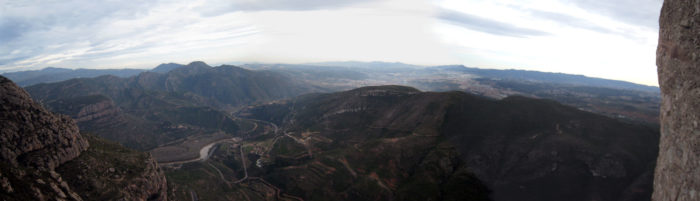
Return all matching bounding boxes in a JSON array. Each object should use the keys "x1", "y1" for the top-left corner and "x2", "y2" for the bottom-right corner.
[
  {"x1": 653, "y1": 0, "x2": 700, "y2": 200},
  {"x1": 0, "y1": 76, "x2": 88, "y2": 170},
  {"x1": 0, "y1": 75, "x2": 167, "y2": 201}
]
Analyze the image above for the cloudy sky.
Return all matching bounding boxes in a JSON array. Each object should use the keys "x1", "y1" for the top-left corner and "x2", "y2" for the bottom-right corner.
[{"x1": 0, "y1": 0, "x2": 663, "y2": 85}]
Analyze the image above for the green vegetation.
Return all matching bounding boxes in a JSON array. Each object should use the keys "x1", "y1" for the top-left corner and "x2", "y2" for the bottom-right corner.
[
  {"x1": 270, "y1": 137, "x2": 307, "y2": 157},
  {"x1": 166, "y1": 162, "x2": 237, "y2": 201},
  {"x1": 56, "y1": 134, "x2": 153, "y2": 200}
]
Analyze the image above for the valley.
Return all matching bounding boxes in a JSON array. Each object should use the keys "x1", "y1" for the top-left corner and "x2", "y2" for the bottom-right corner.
[
  {"x1": 6, "y1": 61, "x2": 660, "y2": 201},
  {"x1": 156, "y1": 84, "x2": 658, "y2": 201}
]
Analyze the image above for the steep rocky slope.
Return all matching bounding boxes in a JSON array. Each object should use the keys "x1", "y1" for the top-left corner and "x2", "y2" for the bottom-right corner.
[
  {"x1": 241, "y1": 85, "x2": 659, "y2": 201},
  {"x1": 653, "y1": 0, "x2": 700, "y2": 200},
  {"x1": 0, "y1": 75, "x2": 167, "y2": 201},
  {"x1": 0, "y1": 75, "x2": 88, "y2": 200},
  {"x1": 46, "y1": 94, "x2": 124, "y2": 125},
  {"x1": 0, "y1": 76, "x2": 88, "y2": 171}
]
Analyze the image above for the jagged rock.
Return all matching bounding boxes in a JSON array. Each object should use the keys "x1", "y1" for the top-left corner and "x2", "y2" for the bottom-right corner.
[
  {"x1": 0, "y1": 76, "x2": 89, "y2": 170},
  {"x1": 74, "y1": 98, "x2": 122, "y2": 123},
  {"x1": 43, "y1": 94, "x2": 125, "y2": 127},
  {"x1": 653, "y1": 0, "x2": 700, "y2": 200},
  {"x1": 0, "y1": 75, "x2": 168, "y2": 201},
  {"x1": 0, "y1": 75, "x2": 87, "y2": 201}
]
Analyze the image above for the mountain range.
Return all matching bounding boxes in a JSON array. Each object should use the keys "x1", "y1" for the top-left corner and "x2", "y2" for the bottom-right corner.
[
  {"x1": 1, "y1": 61, "x2": 661, "y2": 201},
  {"x1": 2, "y1": 67, "x2": 145, "y2": 87},
  {"x1": 3, "y1": 61, "x2": 660, "y2": 124},
  {"x1": 25, "y1": 61, "x2": 318, "y2": 150},
  {"x1": 244, "y1": 62, "x2": 660, "y2": 124}
]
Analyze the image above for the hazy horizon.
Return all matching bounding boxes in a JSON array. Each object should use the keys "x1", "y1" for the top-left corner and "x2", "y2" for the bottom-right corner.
[
  {"x1": 0, "y1": 60, "x2": 661, "y2": 87},
  {"x1": 1, "y1": 0, "x2": 663, "y2": 86}
]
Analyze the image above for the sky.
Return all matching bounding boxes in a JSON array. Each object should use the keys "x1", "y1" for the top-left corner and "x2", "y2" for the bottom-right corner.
[{"x1": 0, "y1": 0, "x2": 663, "y2": 86}]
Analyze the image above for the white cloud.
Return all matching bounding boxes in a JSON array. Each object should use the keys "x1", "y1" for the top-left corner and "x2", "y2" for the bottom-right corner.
[
  {"x1": 194, "y1": 0, "x2": 377, "y2": 15},
  {"x1": 0, "y1": 0, "x2": 261, "y2": 70},
  {"x1": 0, "y1": 0, "x2": 662, "y2": 86},
  {"x1": 435, "y1": 0, "x2": 661, "y2": 86},
  {"x1": 236, "y1": 0, "x2": 458, "y2": 65}
]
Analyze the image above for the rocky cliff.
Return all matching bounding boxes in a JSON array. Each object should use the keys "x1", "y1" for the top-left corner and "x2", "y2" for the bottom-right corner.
[
  {"x1": 654, "y1": 0, "x2": 700, "y2": 200},
  {"x1": 0, "y1": 75, "x2": 88, "y2": 201},
  {"x1": 45, "y1": 94, "x2": 124, "y2": 124},
  {"x1": 0, "y1": 75, "x2": 168, "y2": 201},
  {"x1": 0, "y1": 76, "x2": 89, "y2": 171}
]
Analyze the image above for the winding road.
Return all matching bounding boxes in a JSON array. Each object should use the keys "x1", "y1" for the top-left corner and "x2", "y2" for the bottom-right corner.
[
  {"x1": 233, "y1": 145, "x2": 249, "y2": 183},
  {"x1": 159, "y1": 138, "x2": 236, "y2": 166}
]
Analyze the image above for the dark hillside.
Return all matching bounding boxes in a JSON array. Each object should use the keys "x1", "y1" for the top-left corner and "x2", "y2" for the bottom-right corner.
[{"x1": 241, "y1": 85, "x2": 659, "y2": 201}]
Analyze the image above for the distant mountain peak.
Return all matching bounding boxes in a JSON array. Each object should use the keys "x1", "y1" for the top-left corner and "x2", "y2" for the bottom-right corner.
[
  {"x1": 165, "y1": 61, "x2": 212, "y2": 75},
  {"x1": 42, "y1": 67, "x2": 71, "y2": 71},
  {"x1": 151, "y1": 62, "x2": 184, "y2": 73},
  {"x1": 187, "y1": 61, "x2": 210, "y2": 68}
]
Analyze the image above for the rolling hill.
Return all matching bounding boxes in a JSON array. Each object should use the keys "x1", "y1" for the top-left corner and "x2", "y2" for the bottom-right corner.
[{"x1": 238, "y1": 85, "x2": 658, "y2": 201}]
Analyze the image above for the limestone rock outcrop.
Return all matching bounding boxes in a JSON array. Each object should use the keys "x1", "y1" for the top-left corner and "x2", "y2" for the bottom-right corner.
[
  {"x1": 43, "y1": 94, "x2": 126, "y2": 129},
  {"x1": 0, "y1": 76, "x2": 89, "y2": 171},
  {"x1": 653, "y1": 0, "x2": 700, "y2": 200},
  {"x1": 0, "y1": 75, "x2": 89, "y2": 201},
  {"x1": 0, "y1": 75, "x2": 168, "y2": 201}
]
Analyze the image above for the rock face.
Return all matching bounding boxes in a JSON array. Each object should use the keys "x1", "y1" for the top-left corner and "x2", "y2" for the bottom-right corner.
[
  {"x1": 654, "y1": 0, "x2": 700, "y2": 200},
  {"x1": 0, "y1": 76, "x2": 89, "y2": 171},
  {"x1": 73, "y1": 97, "x2": 122, "y2": 122},
  {"x1": 0, "y1": 75, "x2": 167, "y2": 201},
  {"x1": 44, "y1": 94, "x2": 123, "y2": 124},
  {"x1": 0, "y1": 76, "x2": 88, "y2": 201}
]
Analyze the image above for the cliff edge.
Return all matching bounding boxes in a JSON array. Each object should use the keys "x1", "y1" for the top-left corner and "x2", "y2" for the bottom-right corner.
[
  {"x1": 653, "y1": 0, "x2": 700, "y2": 200},
  {"x1": 0, "y1": 76, "x2": 89, "y2": 171},
  {"x1": 0, "y1": 75, "x2": 167, "y2": 201}
]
